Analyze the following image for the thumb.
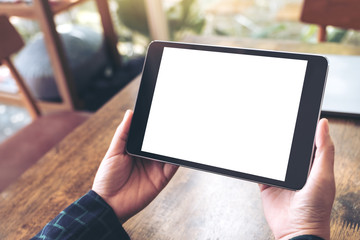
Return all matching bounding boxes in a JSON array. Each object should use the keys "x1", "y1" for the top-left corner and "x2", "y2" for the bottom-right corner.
[
  {"x1": 307, "y1": 118, "x2": 335, "y2": 186},
  {"x1": 163, "y1": 163, "x2": 179, "y2": 181},
  {"x1": 105, "y1": 110, "x2": 133, "y2": 158}
]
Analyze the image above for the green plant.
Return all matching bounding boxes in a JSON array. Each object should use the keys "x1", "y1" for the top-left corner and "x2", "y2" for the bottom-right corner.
[
  {"x1": 116, "y1": 0, "x2": 205, "y2": 41},
  {"x1": 327, "y1": 28, "x2": 348, "y2": 43},
  {"x1": 166, "y1": 0, "x2": 205, "y2": 40},
  {"x1": 116, "y1": 0, "x2": 150, "y2": 38}
]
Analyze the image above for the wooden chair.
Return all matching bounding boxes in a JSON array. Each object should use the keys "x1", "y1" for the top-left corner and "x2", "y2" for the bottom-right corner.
[
  {"x1": 300, "y1": 0, "x2": 360, "y2": 42},
  {"x1": 0, "y1": 15, "x2": 90, "y2": 192},
  {"x1": 0, "y1": 0, "x2": 122, "y2": 110}
]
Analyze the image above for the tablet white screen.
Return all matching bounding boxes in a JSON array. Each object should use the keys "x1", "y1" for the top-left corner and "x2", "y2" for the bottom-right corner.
[{"x1": 141, "y1": 47, "x2": 308, "y2": 181}]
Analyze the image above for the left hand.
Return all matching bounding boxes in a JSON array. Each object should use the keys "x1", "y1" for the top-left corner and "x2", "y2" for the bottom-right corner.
[{"x1": 92, "y1": 110, "x2": 178, "y2": 223}]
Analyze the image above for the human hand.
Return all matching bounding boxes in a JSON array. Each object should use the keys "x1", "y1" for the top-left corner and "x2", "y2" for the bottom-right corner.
[
  {"x1": 92, "y1": 110, "x2": 178, "y2": 223},
  {"x1": 259, "y1": 119, "x2": 335, "y2": 240}
]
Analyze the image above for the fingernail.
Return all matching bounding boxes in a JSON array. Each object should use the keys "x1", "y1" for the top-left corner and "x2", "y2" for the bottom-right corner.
[
  {"x1": 124, "y1": 109, "x2": 132, "y2": 119},
  {"x1": 324, "y1": 118, "x2": 329, "y2": 134}
]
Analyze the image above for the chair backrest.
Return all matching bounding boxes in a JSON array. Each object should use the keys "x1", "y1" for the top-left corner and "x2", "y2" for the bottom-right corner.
[
  {"x1": 0, "y1": 15, "x2": 24, "y2": 60},
  {"x1": 0, "y1": 15, "x2": 41, "y2": 118},
  {"x1": 300, "y1": 0, "x2": 360, "y2": 42}
]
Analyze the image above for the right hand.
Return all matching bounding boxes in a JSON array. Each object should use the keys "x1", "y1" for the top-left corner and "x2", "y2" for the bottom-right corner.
[{"x1": 259, "y1": 119, "x2": 336, "y2": 240}]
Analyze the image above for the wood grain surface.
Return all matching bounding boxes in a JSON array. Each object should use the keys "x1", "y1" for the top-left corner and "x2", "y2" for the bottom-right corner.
[
  {"x1": 1, "y1": 39, "x2": 360, "y2": 239},
  {"x1": 0, "y1": 76, "x2": 139, "y2": 239}
]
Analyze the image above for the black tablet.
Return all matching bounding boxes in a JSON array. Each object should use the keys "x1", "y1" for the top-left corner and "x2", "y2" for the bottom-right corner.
[{"x1": 127, "y1": 41, "x2": 328, "y2": 190}]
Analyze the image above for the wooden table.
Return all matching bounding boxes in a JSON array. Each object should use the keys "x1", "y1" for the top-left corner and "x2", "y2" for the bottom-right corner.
[{"x1": 1, "y1": 37, "x2": 360, "y2": 239}]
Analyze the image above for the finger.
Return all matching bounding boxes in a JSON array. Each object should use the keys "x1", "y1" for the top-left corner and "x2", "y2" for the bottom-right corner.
[
  {"x1": 314, "y1": 119, "x2": 334, "y2": 171},
  {"x1": 163, "y1": 163, "x2": 179, "y2": 180},
  {"x1": 315, "y1": 118, "x2": 330, "y2": 148},
  {"x1": 105, "y1": 110, "x2": 133, "y2": 158},
  {"x1": 308, "y1": 118, "x2": 335, "y2": 183},
  {"x1": 258, "y1": 183, "x2": 271, "y2": 192}
]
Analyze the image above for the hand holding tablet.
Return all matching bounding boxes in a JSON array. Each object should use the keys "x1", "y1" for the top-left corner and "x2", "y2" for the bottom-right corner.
[{"x1": 127, "y1": 41, "x2": 328, "y2": 190}]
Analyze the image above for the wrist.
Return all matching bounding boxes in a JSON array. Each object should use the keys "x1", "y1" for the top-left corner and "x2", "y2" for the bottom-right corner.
[
  {"x1": 276, "y1": 219, "x2": 330, "y2": 240},
  {"x1": 289, "y1": 235, "x2": 326, "y2": 240},
  {"x1": 278, "y1": 230, "x2": 329, "y2": 240}
]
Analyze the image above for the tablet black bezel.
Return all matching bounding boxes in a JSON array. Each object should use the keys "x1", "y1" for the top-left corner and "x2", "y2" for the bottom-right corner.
[{"x1": 127, "y1": 41, "x2": 328, "y2": 190}]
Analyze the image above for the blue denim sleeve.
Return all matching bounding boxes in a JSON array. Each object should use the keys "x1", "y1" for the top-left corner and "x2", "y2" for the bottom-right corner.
[{"x1": 31, "y1": 190, "x2": 130, "y2": 240}]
